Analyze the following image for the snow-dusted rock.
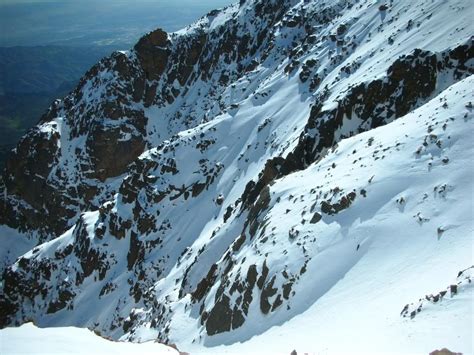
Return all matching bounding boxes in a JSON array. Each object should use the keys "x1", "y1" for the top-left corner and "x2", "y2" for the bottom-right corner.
[{"x1": 0, "y1": 0, "x2": 473, "y2": 354}]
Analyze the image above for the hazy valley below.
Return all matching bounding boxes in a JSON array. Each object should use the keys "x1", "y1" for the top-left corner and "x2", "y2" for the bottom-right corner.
[{"x1": 0, "y1": 0, "x2": 233, "y2": 169}]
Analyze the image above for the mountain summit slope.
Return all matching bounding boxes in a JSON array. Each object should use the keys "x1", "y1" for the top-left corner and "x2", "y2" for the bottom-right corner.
[{"x1": 1, "y1": 0, "x2": 473, "y2": 353}]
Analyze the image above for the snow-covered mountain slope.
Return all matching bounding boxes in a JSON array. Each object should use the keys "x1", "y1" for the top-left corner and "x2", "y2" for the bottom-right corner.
[
  {"x1": 0, "y1": 0, "x2": 473, "y2": 353},
  {"x1": 0, "y1": 322, "x2": 179, "y2": 355},
  {"x1": 202, "y1": 76, "x2": 474, "y2": 354}
]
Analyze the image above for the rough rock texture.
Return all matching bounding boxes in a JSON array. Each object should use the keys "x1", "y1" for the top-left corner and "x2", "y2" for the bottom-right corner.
[{"x1": 134, "y1": 29, "x2": 170, "y2": 81}]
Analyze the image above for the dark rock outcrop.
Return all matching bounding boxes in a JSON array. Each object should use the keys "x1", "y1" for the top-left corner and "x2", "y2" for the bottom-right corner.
[
  {"x1": 134, "y1": 29, "x2": 170, "y2": 81},
  {"x1": 87, "y1": 124, "x2": 146, "y2": 182}
]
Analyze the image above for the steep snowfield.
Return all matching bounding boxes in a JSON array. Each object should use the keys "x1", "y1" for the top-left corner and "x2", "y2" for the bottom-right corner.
[
  {"x1": 0, "y1": 323, "x2": 178, "y2": 355},
  {"x1": 1, "y1": 0, "x2": 473, "y2": 354},
  {"x1": 201, "y1": 75, "x2": 474, "y2": 355},
  {"x1": 0, "y1": 226, "x2": 35, "y2": 274}
]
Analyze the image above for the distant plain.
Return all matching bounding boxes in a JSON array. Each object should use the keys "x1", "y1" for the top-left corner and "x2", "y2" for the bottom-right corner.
[{"x1": 0, "y1": 0, "x2": 233, "y2": 169}]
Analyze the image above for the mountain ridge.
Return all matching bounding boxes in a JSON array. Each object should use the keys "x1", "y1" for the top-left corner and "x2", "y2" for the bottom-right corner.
[{"x1": 0, "y1": 0, "x2": 473, "y2": 353}]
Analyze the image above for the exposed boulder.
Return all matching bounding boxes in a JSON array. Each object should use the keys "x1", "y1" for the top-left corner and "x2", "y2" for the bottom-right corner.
[
  {"x1": 205, "y1": 294, "x2": 233, "y2": 336},
  {"x1": 87, "y1": 124, "x2": 145, "y2": 181},
  {"x1": 430, "y1": 348, "x2": 461, "y2": 355}
]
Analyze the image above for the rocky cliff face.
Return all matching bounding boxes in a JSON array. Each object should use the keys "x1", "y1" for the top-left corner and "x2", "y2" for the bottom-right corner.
[
  {"x1": 0, "y1": 0, "x2": 298, "y2": 239},
  {"x1": 1, "y1": 0, "x2": 473, "y2": 352}
]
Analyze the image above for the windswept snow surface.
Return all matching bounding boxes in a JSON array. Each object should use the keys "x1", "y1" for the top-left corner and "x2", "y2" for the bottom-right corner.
[
  {"x1": 0, "y1": 323, "x2": 178, "y2": 355},
  {"x1": 0, "y1": 226, "x2": 35, "y2": 274},
  {"x1": 1, "y1": 0, "x2": 473, "y2": 354},
  {"x1": 198, "y1": 73, "x2": 474, "y2": 355}
]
